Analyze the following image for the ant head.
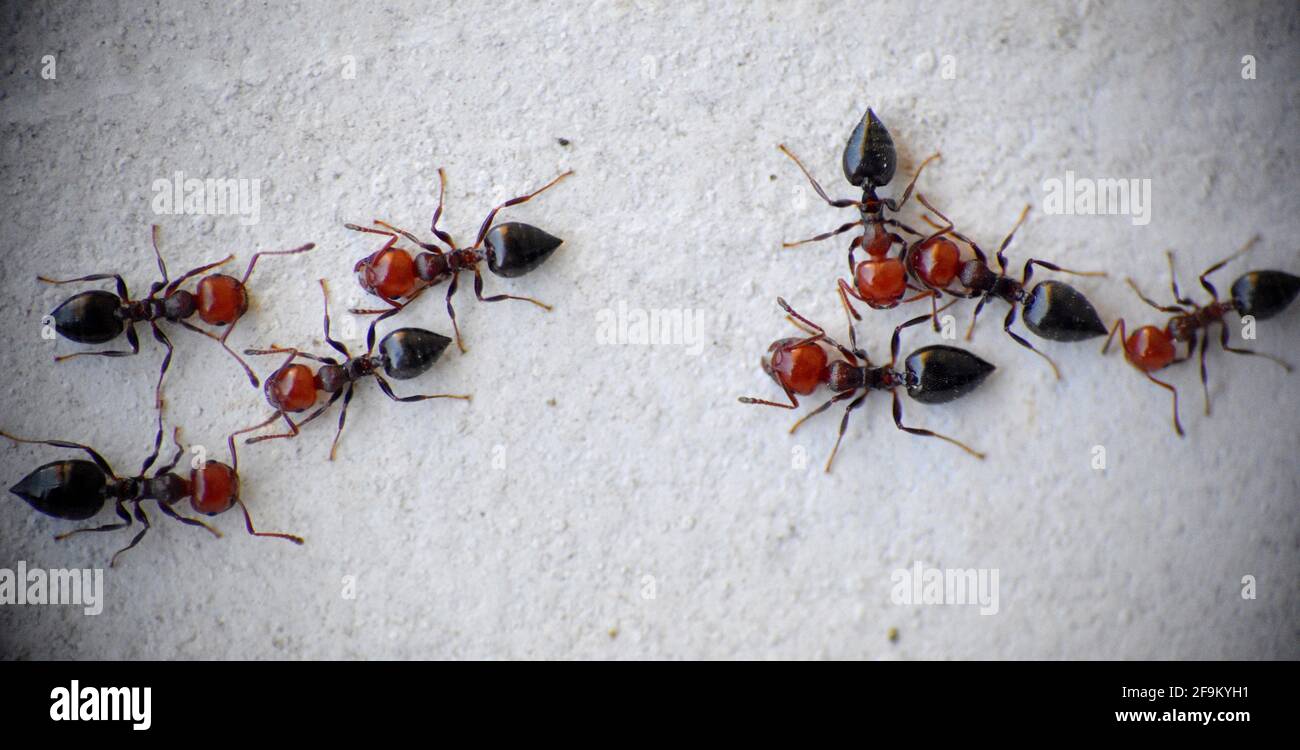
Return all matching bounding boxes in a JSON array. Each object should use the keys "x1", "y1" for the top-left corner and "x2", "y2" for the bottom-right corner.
[
  {"x1": 842, "y1": 108, "x2": 897, "y2": 189},
  {"x1": 190, "y1": 460, "x2": 239, "y2": 516},
  {"x1": 764, "y1": 338, "x2": 828, "y2": 395},
  {"x1": 162, "y1": 288, "x2": 197, "y2": 321},
  {"x1": 354, "y1": 248, "x2": 418, "y2": 301},
  {"x1": 379, "y1": 327, "x2": 453, "y2": 380},
  {"x1": 194, "y1": 273, "x2": 248, "y2": 326},
  {"x1": 483, "y1": 222, "x2": 563, "y2": 278}
]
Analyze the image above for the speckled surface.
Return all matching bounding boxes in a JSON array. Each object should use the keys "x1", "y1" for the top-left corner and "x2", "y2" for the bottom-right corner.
[{"x1": 0, "y1": 1, "x2": 1296, "y2": 659}]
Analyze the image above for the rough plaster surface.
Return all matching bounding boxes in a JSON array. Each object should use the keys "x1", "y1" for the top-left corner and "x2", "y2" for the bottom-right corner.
[{"x1": 0, "y1": 1, "x2": 1296, "y2": 660}]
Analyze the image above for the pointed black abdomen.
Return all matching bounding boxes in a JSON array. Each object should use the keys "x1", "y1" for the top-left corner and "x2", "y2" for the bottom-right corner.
[
  {"x1": 10, "y1": 460, "x2": 107, "y2": 520},
  {"x1": 483, "y1": 222, "x2": 563, "y2": 278},
  {"x1": 1231, "y1": 270, "x2": 1300, "y2": 320},
  {"x1": 842, "y1": 108, "x2": 897, "y2": 189},
  {"x1": 379, "y1": 327, "x2": 453, "y2": 380},
  {"x1": 904, "y1": 345, "x2": 996, "y2": 404},
  {"x1": 51, "y1": 290, "x2": 125, "y2": 344},
  {"x1": 1022, "y1": 281, "x2": 1107, "y2": 342}
]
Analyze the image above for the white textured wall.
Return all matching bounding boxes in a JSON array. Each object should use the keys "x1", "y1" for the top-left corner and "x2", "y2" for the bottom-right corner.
[{"x1": 0, "y1": 0, "x2": 1296, "y2": 659}]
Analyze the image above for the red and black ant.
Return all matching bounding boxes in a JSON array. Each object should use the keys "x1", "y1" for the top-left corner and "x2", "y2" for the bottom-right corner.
[
  {"x1": 1102, "y1": 238, "x2": 1299, "y2": 435},
  {"x1": 235, "y1": 279, "x2": 471, "y2": 461},
  {"x1": 2, "y1": 413, "x2": 302, "y2": 566},
  {"x1": 910, "y1": 196, "x2": 1109, "y2": 379},
  {"x1": 42, "y1": 225, "x2": 314, "y2": 399},
  {"x1": 738, "y1": 297, "x2": 995, "y2": 472},
  {"x1": 344, "y1": 167, "x2": 572, "y2": 352}
]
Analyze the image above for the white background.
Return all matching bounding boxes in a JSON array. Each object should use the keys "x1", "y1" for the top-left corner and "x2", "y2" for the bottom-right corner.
[{"x1": 0, "y1": 1, "x2": 1296, "y2": 659}]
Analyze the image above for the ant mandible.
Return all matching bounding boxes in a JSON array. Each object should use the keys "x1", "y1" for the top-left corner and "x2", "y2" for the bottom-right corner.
[
  {"x1": 1102, "y1": 237, "x2": 1299, "y2": 435},
  {"x1": 42, "y1": 225, "x2": 314, "y2": 398},
  {"x1": 235, "y1": 279, "x2": 471, "y2": 460},
  {"x1": 914, "y1": 196, "x2": 1109, "y2": 379},
  {"x1": 738, "y1": 297, "x2": 995, "y2": 472},
  {"x1": 2, "y1": 414, "x2": 302, "y2": 566},
  {"x1": 344, "y1": 167, "x2": 572, "y2": 352}
]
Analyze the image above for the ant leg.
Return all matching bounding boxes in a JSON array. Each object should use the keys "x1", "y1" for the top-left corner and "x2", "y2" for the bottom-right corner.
[
  {"x1": 429, "y1": 167, "x2": 457, "y2": 249},
  {"x1": 776, "y1": 144, "x2": 861, "y2": 208},
  {"x1": 53, "y1": 322, "x2": 141, "y2": 362},
  {"x1": 317, "y1": 279, "x2": 350, "y2": 359},
  {"x1": 137, "y1": 392, "x2": 169, "y2": 478},
  {"x1": 374, "y1": 375, "x2": 471, "y2": 405},
  {"x1": 1101, "y1": 318, "x2": 1127, "y2": 355},
  {"x1": 1125, "y1": 278, "x2": 1187, "y2": 314},
  {"x1": 55, "y1": 500, "x2": 132, "y2": 541},
  {"x1": 1198, "y1": 235, "x2": 1259, "y2": 299},
  {"x1": 0, "y1": 431, "x2": 116, "y2": 476},
  {"x1": 326, "y1": 385, "x2": 356, "y2": 461},
  {"x1": 153, "y1": 427, "x2": 185, "y2": 476},
  {"x1": 838, "y1": 278, "x2": 864, "y2": 325},
  {"x1": 1023, "y1": 258, "x2": 1107, "y2": 285},
  {"x1": 891, "y1": 390, "x2": 985, "y2": 459},
  {"x1": 889, "y1": 313, "x2": 935, "y2": 366},
  {"x1": 109, "y1": 503, "x2": 153, "y2": 567},
  {"x1": 471, "y1": 267, "x2": 552, "y2": 309},
  {"x1": 1217, "y1": 319, "x2": 1293, "y2": 372},
  {"x1": 1197, "y1": 329, "x2": 1213, "y2": 416},
  {"x1": 1164, "y1": 250, "x2": 1194, "y2": 306},
  {"x1": 164, "y1": 255, "x2": 235, "y2": 295},
  {"x1": 823, "y1": 392, "x2": 869, "y2": 473},
  {"x1": 148, "y1": 225, "x2": 171, "y2": 287},
  {"x1": 783, "y1": 220, "x2": 863, "y2": 249},
  {"x1": 238, "y1": 243, "x2": 316, "y2": 287},
  {"x1": 1004, "y1": 305, "x2": 1062, "y2": 380},
  {"x1": 964, "y1": 295, "x2": 989, "y2": 341},
  {"x1": 445, "y1": 272, "x2": 465, "y2": 353},
  {"x1": 155, "y1": 502, "x2": 222, "y2": 538},
  {"x1": 472, "y1": 170, "x2": 575, "y2": 248},
  {"x1": 176, "y1": 320, "x2": 260, "y2": 387},
  {"x1": 148, "y1": 322, "x2": 174, "y2": 411},
  {"x1": 788, "y1": 390, "x2": 855, "y2": 435},
  {"x1": 37, "y1": 273, "x2": 131, "y2": 302},
  {"x1": 237, "y1": 497, "x2": 304, "y2": 544},
  {"x1": 882, "y1": 152, "x2": 941, "y2": 212},
  {"x1": 994, "y1": 205, "x2": 1031, "y2": 270},
  {"x1": 1143, "y1": 371, "x2": 1184, "y2": 437}
]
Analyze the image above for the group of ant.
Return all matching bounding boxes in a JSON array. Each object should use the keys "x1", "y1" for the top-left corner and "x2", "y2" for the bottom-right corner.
[
  {"x1": 5, "y1": 167, "x2": 573, "y2": 564},
  {"x1": 742, "y1": 108, "x2": 1300, "y2": 472}
]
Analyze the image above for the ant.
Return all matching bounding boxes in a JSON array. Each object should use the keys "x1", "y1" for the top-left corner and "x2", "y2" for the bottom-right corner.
[
  {"x1": 344, "y1": 167, "x2": 572, "y2": 352},
  {"x1": 235, "y1": 279, "x2": 471, "y2": 460},
  {"x1": 913, "y1": 197, "x2": 1109, "y2": 379},
  {"x1": 2, "y1": 412, "x2": 302, "y2": 566},
  {"x1": 42, "y1": 225, "x2": 314, "y2": 399},
  {"x1": 1102, "y1": 238, "x2": 1299, "y2": 435},
  {"x1": 779, "y1": 108, "x2": 942, "y2": 265},
  {"x1": 738, "y1": 297, "x2": 995, "y2": 472}
]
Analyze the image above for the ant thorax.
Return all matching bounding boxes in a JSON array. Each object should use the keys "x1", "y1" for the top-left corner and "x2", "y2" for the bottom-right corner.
[{"x1": 122, "y1": 291, "x2": 196, "y2": 323}]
